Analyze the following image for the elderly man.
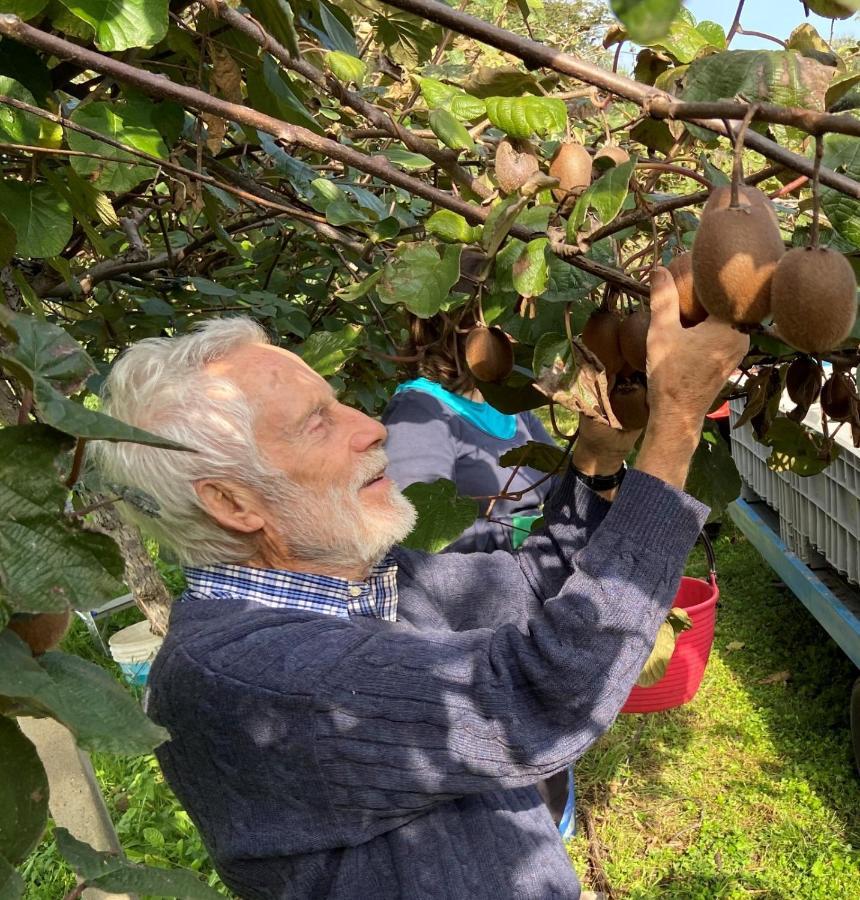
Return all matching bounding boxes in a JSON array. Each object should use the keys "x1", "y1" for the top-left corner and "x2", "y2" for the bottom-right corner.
[{"x1": 95, "y1": 268, "x2": 747, "y2": 899}]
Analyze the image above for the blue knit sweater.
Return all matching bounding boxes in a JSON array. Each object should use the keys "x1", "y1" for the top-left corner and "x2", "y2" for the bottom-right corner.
[{"x1": 147, "y1": 468, "x2": 708, "y2": 899}]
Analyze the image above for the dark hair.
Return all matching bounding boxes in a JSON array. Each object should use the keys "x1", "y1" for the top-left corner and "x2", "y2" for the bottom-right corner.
[{"x1": 404, "y1": 309, "x2": 477, "y2": 394}]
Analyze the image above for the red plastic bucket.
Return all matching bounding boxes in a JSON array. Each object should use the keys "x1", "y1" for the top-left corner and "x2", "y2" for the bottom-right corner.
[{"x1": 621, "y1": 535, "x2": 719, "y2": 713}]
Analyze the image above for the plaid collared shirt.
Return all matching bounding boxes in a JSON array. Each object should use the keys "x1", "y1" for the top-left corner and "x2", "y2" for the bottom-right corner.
[{"x1": 181, "y1": 555, "x2": 400, "y2": 622}]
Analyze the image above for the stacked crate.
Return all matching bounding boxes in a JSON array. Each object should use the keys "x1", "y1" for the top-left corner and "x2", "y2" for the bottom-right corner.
[{"x1": 729, "y1": 397, "x2": 860, "y2": 585}]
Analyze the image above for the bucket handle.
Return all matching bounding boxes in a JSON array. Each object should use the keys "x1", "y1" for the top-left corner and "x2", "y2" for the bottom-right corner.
[{"x1": 698, "y1": 529, "x2": 717, "y2": 585}]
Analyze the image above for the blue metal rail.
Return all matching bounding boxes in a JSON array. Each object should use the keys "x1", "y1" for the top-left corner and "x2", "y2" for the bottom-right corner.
[{"x1": 729, "y1": 498, "x2": 860, "y2": 670}]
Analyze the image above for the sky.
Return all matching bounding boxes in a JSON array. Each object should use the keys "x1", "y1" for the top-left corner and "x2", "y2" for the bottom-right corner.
[{"x1": 684, "y1": 0, "x2": 858, "y2": 49}]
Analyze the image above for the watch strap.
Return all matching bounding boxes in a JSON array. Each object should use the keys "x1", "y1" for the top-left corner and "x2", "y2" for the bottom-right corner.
[{"x1": 570, "y1": 463, "x2": 627, "y2": 491}]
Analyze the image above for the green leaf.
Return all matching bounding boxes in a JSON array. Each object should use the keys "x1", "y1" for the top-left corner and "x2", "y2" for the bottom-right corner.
[
  {"x1": 0, "y1": 181, "x2": 72, "y2": 259},
  {"x1": 377, "y1": 242, "x2": 462, "y2": 317},
  {"x1": 0, "y1": 76, "x2": 40, "y2": 145},
  {"x1": 57, "y1": 0, "x2": 168, "y2": 51},
  {"x1": 480, "y1": 194, "x2": 530, "y2": 257},
  {"x1": 0, "y1": 716, "x2": 48, "y2": 865},
  {"x1": 316, "y1": 0, "x2": 357, "y2": 55},
  {"x1": 461, "y1": 66, "x2": 541, "y2": 99},
  {"x1": 512, "y1": 237, "x2": 550, "y2": 298},
  {"x1": 825, "y1": 70, "x2": 860, "y2": 108},
  {"x1": 499, "y1": 440, "x2": 567, "y2": 474},
  {"x1": 0, "y1": 0, "x2": 48, "y2": 17},
  {"x1": 787, "y1": 23, "x2": 839, "y2": 67},
  {"x1": 428, "y1": 108, "x2": 475, "y2": 152},
  {"x1": 0, "y1": 632, "x2": 169, "y2": 752},
  {"x1": 569, "y1": 158, "x2": 636, "y2": 235},
  {"x1": 67, "y1": 101, "x2": 167, "y2": 193},
  {"x1": 242, "y1": 0, "x2": 300, "y2": 57},
  {"x1": 0, "y1": 853, "x2": 24, "y2": 900},
  {"x1": 417, "y1": 77, "x2": 487, "y2": 122},
  {"x1": 532, "y1": 332, "x2": 569, "y2": 373},
  {"x1": 246, "y1": 54, "x2": 322, "y2": 135},
  {"x1": 762, "y1": 417, "x2": 840, "y2": 477},
  {"x1": 694, "y1": 21, "x2": 726, "y2": 50},
  {"x1": 400, "y1": 479, "x2": 478, "y2": 553},
  {"x1": 380, "y1": 147, "x2": 434, "y2": 171},
  {"x1": 650, "y1": 19, "x2": 717, "y2": 63},
  {"x1": 610, "y1": 0, "x2": 684, "y2": 45},
  {"x1": 820, "y1": 134, "x2": 860, "y2": 247},
  {"x1": 55, "y1": 828, "x2": 222, "y2": 898},
  {"x1": 45, "y1": 167, "x2": 118, "y2": 229},
  {"x1": 0, "y1": 213, "x2": 16, "y2": 268},
  {"x1": 299, "y1": 324, "x2": 363, "y2": 377},
  {"x1": 326, "y1": 51, "x2": 366, "y2": 86},
  {"x1": 0, "y1": 426, "x2": 127, "y2": 613},
  {"x1": 0, "y1": 310, "x2": 189, "y2": 447},
  {"x1": 484, "y1": 95, "x2": 567, "y2": 139},
  {"x1": 477, "y1": 370, "x2": 549, "y2": 413},
  {"x1": 685, "y1": 429, "x2": 742, "y2": 523},
  {"x1": 425, "y1": 209, "x2": 482, "y2": 243},
  {"x1": 540, "y1": 239, "x2": 615, "y2": 303},
  {"x1": 681, "y1": 50, "x2": 832, "y2": 140}
]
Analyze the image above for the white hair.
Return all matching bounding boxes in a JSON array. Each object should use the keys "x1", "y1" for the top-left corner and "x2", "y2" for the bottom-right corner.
[{"x1": 93, "y1": 316, "x2": 286, "y2": 566}]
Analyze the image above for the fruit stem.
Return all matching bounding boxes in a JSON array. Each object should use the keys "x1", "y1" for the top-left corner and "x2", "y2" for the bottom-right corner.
[
  {"x1": 730, "y1": 102, "x2": 759, "y2": 209},
  {"x1": 810, "y1": 135, "x2": 824, "y2": 250}
]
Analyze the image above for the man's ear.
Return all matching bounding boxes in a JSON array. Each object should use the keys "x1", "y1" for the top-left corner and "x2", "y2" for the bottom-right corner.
[{"x1": 193, "y1": 480, "x2": 266, "y2": 534}]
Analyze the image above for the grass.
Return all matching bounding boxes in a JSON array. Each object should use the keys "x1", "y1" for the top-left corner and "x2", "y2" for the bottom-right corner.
[{"x1": 23, "y1": 525, "x2": 860, "y2": 898}]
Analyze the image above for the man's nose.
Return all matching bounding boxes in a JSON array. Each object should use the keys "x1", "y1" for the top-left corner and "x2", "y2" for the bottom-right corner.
[{"x1": 349, "y1": 408, "x2": 387, "y2": 452}]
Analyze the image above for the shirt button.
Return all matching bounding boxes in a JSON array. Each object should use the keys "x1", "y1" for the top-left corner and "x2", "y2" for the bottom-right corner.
[{"x1": 348, "y1": 586, "x2": 362, "y2": 597}]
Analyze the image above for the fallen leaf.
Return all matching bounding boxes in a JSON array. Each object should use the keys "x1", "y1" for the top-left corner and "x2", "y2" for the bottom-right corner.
[
  {"x1": 726, "y1": 641, "x2": 745, "y2": 652},
  {"x1": 758, "y1": 670, "x2": 791, "y2": 685}
]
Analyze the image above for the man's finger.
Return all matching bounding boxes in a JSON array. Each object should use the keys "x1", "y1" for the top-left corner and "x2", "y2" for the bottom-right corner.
[{"x1": 648, "y1": 266, "x2": 682, "y2": 334}]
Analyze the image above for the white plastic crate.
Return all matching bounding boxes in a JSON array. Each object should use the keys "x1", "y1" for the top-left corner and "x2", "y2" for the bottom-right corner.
[{"x1": 729, "y1": 392, "x2": 860, "y2": 584}]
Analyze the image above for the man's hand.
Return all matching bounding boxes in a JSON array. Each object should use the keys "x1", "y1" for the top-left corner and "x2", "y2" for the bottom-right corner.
[{"x1": 636, "y1": 267, "x2": 749, "y2": 490}]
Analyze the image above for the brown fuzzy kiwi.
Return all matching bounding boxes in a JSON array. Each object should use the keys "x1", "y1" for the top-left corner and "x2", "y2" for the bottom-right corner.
[
  {"x1": 667, "y1": 252, "x2": 708, "y2": 326},
  {"x1": 549, "y1": 141, "x2": 592, "y2": 202},
  {"x1": 806, "y1": 0, "x2": 854, "y2": 19},
  {"x1": 582, "y1": 309, "x2": 624, "y2": 374},
  {"x1": 618, "y1": 309, "x2": 650, "y2": 373},
  {"x1": 610, "y1": 381, "x2": 649, "y2": 430},
  {"x1": 495, "y1": 138, "x2": 540, "y2": 195},
  {"x1": 9, "y1": 610, "x2": 72, "y2": 656},
  {"x1": 691, "y1": 197, "x2": 785, "y2": 324},
  {"x1": 703, "y1": 185, "x2": 778, "y2": 221},
  {"x1": 786, "y1": 356, "x2": 822, "y2": 407},
  {"x1": 464, "y1": 326, "x2": 514, "y2": 383},
  {"x1": 820, "y1": 371, "x2": 855, "y2": 421},
  {"x1": 771, "y1": 247, "x2": 857, "y2": 353},
  {"x1": 592, "y1": 145, "x2": 630, "y2": 174}
]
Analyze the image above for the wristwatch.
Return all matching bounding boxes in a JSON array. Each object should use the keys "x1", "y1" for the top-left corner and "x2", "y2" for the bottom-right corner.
[{"x1": 570, "y1": 462, "x2": 627, "y2": 492}]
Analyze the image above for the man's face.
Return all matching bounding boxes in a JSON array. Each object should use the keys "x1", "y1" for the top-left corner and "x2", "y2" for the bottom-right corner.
[{"x1": 206, "y1": 343, "x2": 415, "y2": 567}]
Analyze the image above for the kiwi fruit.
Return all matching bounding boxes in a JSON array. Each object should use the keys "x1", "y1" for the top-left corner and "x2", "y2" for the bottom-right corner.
[
  {"x1": 549, "y1": 141, "x2": 592, "y2": 202},
  {"x1": 820, "y1": 371, "x2": 855, "y2": 421},
  {"x1": 9, "y1": 610, "x2": 72, "y2": 656},
  {"x1": 806, "y1": 0, "x2": 854, "y2": 19},
  {"x1": 691, "y1": 193, "x2": 785, "y2": 324},
  {"x1": 618, "y1": 308, "x2": 650, "y2": 373},
  {"x1": 667, "y1": 252, "x2": 708, "y2": 326},
  {"x1": 454, "y1": 249, "x2": 488, "y2": 294},
  {"x1": 582, "y1": 309, "x2": 624, "y2": 374},
  {"x1": 786, "y1": 356, "x2": 822, "y2": 406},
  {"x1": 610, "y1": 381, "x2": 649, "y2": 430},
  {"x1": 592, "y1": 145, "x2": 630, "y2": 174},
  {"x1": 771, "y1": 248, "x2": 857, "y2": 353},
  {"x1": 464, "y1": 326, "x2": 514, "y2": 383},
  {"x1": 494, "y1": 138, "x2": 540, "y2": 195}
]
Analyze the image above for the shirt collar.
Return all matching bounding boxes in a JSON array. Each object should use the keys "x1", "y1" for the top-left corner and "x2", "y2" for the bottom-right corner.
[{"x1": 181, "y1": 554, "x2": 399, "y2": 622}]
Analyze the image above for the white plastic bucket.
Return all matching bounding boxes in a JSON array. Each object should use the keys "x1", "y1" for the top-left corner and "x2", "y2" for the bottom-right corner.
[{"x1": 108, "y1": 620, "x2": 163, "y2": 687}]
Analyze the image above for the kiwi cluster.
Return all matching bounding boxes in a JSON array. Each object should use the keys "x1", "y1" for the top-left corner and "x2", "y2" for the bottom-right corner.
[
  {"x1": 497, "y1": 137, "x2": 629, "y2": 201},
  {"x1": 582, "y1": 306, "x2": 650, "y2": 429},
  {"x1": 688, "y1": 183, "x2": 857, "y2": 353}
]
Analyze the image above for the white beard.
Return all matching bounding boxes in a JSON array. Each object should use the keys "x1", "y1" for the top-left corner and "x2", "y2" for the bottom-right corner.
[{"x1": 269, "y1": 450, "x2": 416, "y2": 570}]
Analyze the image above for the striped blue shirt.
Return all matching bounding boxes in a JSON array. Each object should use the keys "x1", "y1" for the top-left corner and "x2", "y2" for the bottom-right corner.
[{"x1": 182, "y1": 555, "x2": 399, "y2": 622}]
